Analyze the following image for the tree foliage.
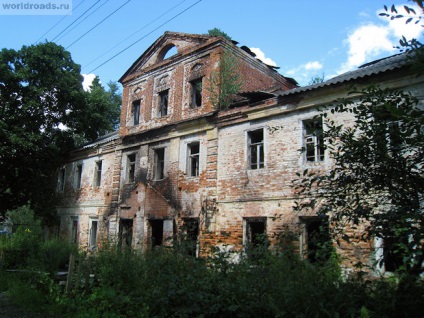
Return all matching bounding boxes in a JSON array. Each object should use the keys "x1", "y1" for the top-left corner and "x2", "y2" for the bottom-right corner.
[
  {"x1": 293, "y1": 85, "x2": 424, "y2": 276},
  {"x1": 0, "y1": 42, "x2": 121, "y2": 221},
  {"x1": 207, "y1": 27, "x2": 232, "y2": 41},
  {"x1": 207, "y1": 50, "x2": 242, "y2": 109}
]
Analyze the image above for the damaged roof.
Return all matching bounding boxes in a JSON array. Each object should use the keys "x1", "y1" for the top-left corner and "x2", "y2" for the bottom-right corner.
[
  {"x1": 279, "y1": 53, "x2": 414, "y2": 96},
  {"x1": 80, "y1": 131, "x2": 119, "y2": 149}
]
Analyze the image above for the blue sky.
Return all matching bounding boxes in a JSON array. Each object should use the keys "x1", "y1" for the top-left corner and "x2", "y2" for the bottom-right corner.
[{"x1": 0, "y1": 0, "x2": 422, "y2": 88}]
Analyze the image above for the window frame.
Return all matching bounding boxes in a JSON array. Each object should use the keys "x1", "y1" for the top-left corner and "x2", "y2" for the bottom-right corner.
[
  {"x1": 153, "y1": 148, "x2": 165, "y2": 180},
  {"x1": 127, "y1": 153, "x2": 136, "y2": 183},
  {"x1": 75, "y1": 163, "x2": 83, "y2": 189},
  {"x1": 132, "y1": 99, "x2": 141, "y2": 126},
  {"x1": 94, "y1": 160, "x2": 102, "y2": 188},
  {"x1": 70, "y1": 216, "x2": 78, "y2": 244},
  {"x1": 158, "y1": 89, "x2": 169, "y2": 117},
  {"x1": 57, "y1": 167, "x2": 66, "y2": 192},
  {"x1": 303, "y1": 118, "x2": 325, "y2": 163},
  {"x1": 89, "y1": 218, "x2": 98, "y2": 249},
  {"x1": 247, "y1": 129, "x2": 265, "y2": 170},
  {"x1": 190, "y1": 77, "x2": 203, "y2": 108},
  {"x1": 187, "y1": 142, "x2": 200, "y2": 177}
]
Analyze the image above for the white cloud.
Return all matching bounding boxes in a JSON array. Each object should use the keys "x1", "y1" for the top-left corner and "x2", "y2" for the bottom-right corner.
[
  {"x1": 285, "y1": 61, "x2": 324, "y2": 86},
  {"x1": 249, "y1": 47, "x2": 277, "y2": 66},
  {"x1": 82, "y1": 73, "x2": 96, "y2": 91},
  {"x1": 337, "y1": 3, "x2": 423, "y2": 74},
  {"x1": 304, "y1": 61, "x2": 323, "y2": 71}
]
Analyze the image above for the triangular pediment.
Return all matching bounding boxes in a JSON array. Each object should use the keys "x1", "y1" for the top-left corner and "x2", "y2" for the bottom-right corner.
[{"x1": 119, "y1": 31, "x2": 215, "y2": 83}]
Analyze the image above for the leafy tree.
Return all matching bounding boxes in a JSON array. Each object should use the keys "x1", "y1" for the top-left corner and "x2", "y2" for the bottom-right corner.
[
  {"x1": 207, "y1": 27, "x2": 232, "y2": 40},
  {"x1": 0, "y1": 42, "x2": 121, "y2": 222},
  {"x1": 308, "y1": 73, "x2": 325, "y2": 85},
  {"x1": 82, "y1": 76, "x2": 121, "y2": 142},
  {"x1": 207, "y1": 50, "x2": 242, "y2": 109},
  {"x1": 293, "y1": 85, "x2": 424, "y2": 276}
]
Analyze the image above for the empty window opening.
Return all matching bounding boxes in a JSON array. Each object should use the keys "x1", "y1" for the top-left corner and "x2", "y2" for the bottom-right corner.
[
  {"x1": 163, "y1": 45, "x2": 178, "y2": 60},
  {"x1": 244, "y1": 218, "x2": 267, "y2": 259},
  {"x1": 150, "y1": 219, "x2": 164, "y2": 248},
  {"x1": 75, "y1": 164, "x2": 83, "y2": 189},
  {"x1": 57, "y1": 167, "x2": 66, "y2": 192},
  {"x1": 127, "y1": 154, "x2": 136, "y2": 183},
  {"x1": 187, "y1": 142, "x2": 200, "y2": 177},
  {"x1": 248, "y1": 129, "x2": 264, "y2": 169},
  {"x1": 89, "y1": 219, "x2": 98, "y2": 248},
  {"x1": 182, "y1": 218, "x2": 199, "y2": 256},
  {"x1": 132, "y1": 100, "x2": 141, "y2": 125},
  {"x1": 94, "y1": 160, "x2": 102, "y2": 187},
  {"x1": 301, "y1": 217, "x2": 331, "y2": 263},
  {"x1": 119, "y1": 219, "x2": 133, "y2": 251},
  {"x1": 190, "y1": 78, "x2": 203, "y2": 108},
  {"x1": 303, "y1": 118, "x2": 324, "y2": 162},
  {"x1": 382, "y1": 235, "x2": 405, "y2": 272},
  {"x1": 71, "y1": 217, "x2": 78, "y2": 244},
  {"x1": 158, "y1": 90, "x2": 169, "y2": 117},
  {"x1": 154, "y1": 148, "x2": 165, "y2": 180}
]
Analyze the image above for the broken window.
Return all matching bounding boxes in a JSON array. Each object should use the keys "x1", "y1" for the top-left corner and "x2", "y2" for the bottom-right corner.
[
  {"x1": 127, "y1": 154, "x2": 136, "y2": 183},
  {"x1": 187, "y1": 142, "x2": 200, "y2": 177},
  {"x1": 154, "y1": 148, "x2": 165, "y2": 180},
  {"x1": 119, "y1": 219, "x2": 133, "y2": 251},
  {"x1": 57, "y1": 167, "x2": 66, "y2": 192},
  {"x1": 300, "y1": 217, "x2": 331, "y2": 263},
  {"x1": 158, "y1": 90, "x2": 169, "y2": 117},
  {"x1": 94, "y1": 160, "x2": 102, "y2": 187},
  {"x1": 244, "y1": 217, "x2": 267, "y2": 259},
  {"x1": 71, "y1": 217, "x2": 78, "y2": 244},
  {"x1": 89, "y1": 219, "x2": 98, "y2": 249},
  {"x1": 248, "y1": 129, "x2": 264, "y2": 169},
  {"x1": 303, "y1": 118, "x2": 324, "y2": 162},
  {"x1": 150, "y1": 219, "x2": 164, "y2": 248},
  {"x1": 182, "y1": 218, "x2": 199, "y2": 256},
  {"x1": 190, "y1": 78, "x2": 203, "y2": 108},
  {"x1": 75, "y1": 163, "x2": 83, "y2": 189},
  {"x1": 132, "y1": 100, "x2": 141, "y2": 125},
  {"x1": 380, "y1": 233, "x2": 408, "y2": 272}
]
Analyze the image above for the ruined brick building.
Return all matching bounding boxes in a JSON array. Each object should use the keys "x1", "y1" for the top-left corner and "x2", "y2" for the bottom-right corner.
[{"x1": 56, "y1": 32, "x2": 424, "y2": 273}]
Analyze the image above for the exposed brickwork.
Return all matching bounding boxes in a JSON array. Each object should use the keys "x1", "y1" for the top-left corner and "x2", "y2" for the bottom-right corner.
[{"x1": 56, "y1": 32, "x2": 424, "y2": 274}]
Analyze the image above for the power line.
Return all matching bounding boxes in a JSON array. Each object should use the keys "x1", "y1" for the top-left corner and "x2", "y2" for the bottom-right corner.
[
  {"x1": 84, "y1": 0, "x2": 188, "y2": 69},
  {"x1": 89, "y1": 0, "x2": 203, "y2": 73},
  {"x1": 66, "y1": 0, "x2": 131, "y2": 49},
  {"x1": 34, "y1": 0, "x2": 87, "y2": 44},
  {"x1": 51, "y1": 0, "x2": 101, "y2": 42},
  {"x1": 56, "y1": 0, "x2": 110, "y2": 43}
]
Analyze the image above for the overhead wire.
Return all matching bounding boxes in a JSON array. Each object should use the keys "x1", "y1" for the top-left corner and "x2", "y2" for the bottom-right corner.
[
  {"x1": 89, "y1": 0, "x2": 203, "y2": 73},
  {"x1": 34, "y1": 0, "x2": 87, "y2": 44},
  {"x1": 84, "y1": 0, "x2": 188, "y2": 69},
  {"x1": 55, "y1": 0, "x2": 111, "y2": 43},
  {"x1": 66, "y1": 0, "x2": 131, "y2": 49},
  {"x1": 51, "y1": 0, "x2": 101, "y2": 42}
]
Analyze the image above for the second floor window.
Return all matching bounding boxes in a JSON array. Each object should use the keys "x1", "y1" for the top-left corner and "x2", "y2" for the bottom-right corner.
[
  {"x1": 127, "y1": 154, "x2": 136, "y2": 183},
  {"x1": 75, "y1": 164, "x2": 83, "y2": 189},
  {"x1": 94, "y1": 160, "x2": 102, "y2": 187},
  {"x1": 132, "y1": 100, "x2": 141, "y2": 125},
  {"x1": 57, "y1": 167, "x2": 66, "y2": 192},
  {"x1": 187, "y1": 142, "x2": 200, "y2": 177},
  {"x1": 303, "y1": 118, "x2": 324, "y2": 162},
  {"x1": 248, "y1": 129, "x2": 264, "y2": 169},
  {"x1": 154, "y1": 148, "x2": 165, "y2": 180},
  {"x1": 158, "y1": 90, "x2": 169, "y2": 117},
  {"x1": 190, "y1": 78, "x2": 202, "y2": 108}
]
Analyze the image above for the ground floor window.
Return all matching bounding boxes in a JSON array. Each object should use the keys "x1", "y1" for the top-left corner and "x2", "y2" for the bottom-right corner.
[
  {"x1": 182, "y1": 218, "x2": 199, "y2": 256},
  {"x1": 244, "y1": 217, "x2": 267, "y2": 259},
  {"x1": 299, "y1": 216, "x2": 331, "y2": 263},
  {"x1": 70, "y1": 217, "x2": 78, "y2": 244},
  {"x1": 119, "y1": 219, "x2": 133, "y2": 251},
  {"x1": 149, "y1": 219, "x2": 164, "y2": 248}
]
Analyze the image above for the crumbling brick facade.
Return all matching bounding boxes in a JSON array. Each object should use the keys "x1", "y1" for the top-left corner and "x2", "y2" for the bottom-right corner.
[{"x1": 56, "y1": 32, "x2": 424, "y2": 274}]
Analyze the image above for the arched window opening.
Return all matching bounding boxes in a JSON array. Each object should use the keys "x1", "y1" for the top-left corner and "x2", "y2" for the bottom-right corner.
[{"x1": 158, "y1": 44, "x2": 178, "y2": 62}]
